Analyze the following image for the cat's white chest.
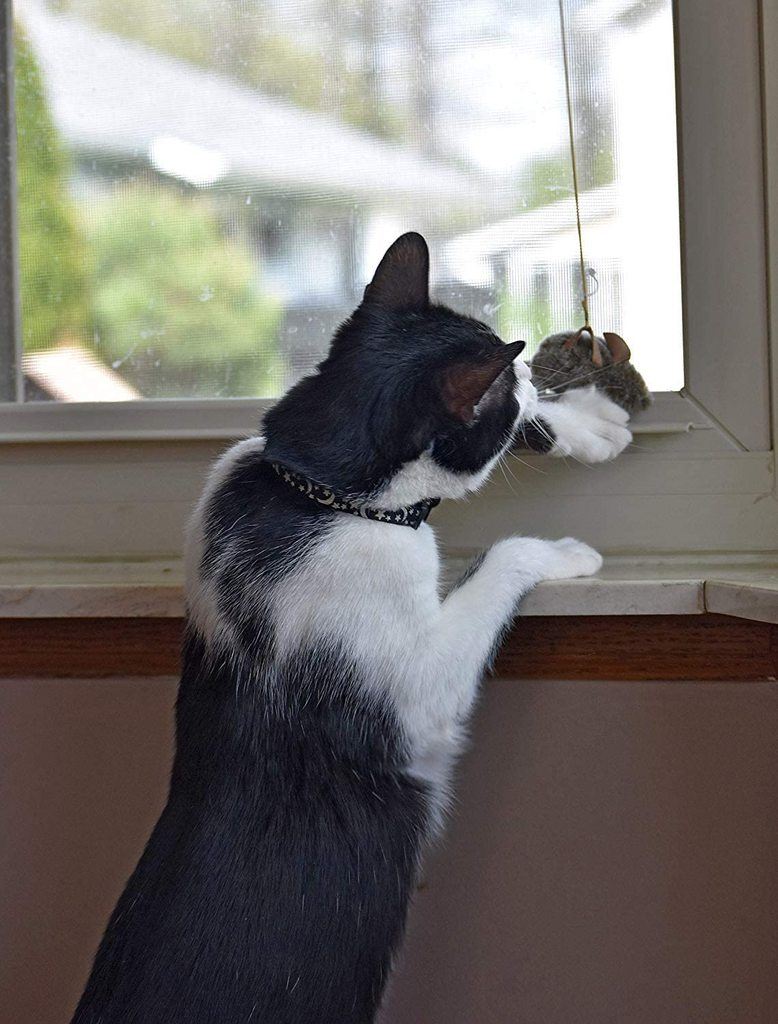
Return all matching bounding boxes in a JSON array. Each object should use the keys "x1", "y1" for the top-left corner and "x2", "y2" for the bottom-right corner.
[{"x1": 271, "y1": 517, "x2": 440, "y2": 660}]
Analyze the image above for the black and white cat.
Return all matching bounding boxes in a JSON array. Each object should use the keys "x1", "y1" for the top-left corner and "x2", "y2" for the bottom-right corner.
[{"x1": 71, "y1": 233, "x2": 631, "y2": 1024}]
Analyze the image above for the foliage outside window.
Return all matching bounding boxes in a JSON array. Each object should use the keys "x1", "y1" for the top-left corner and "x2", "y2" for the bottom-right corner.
[{"x1": 10, "y1": 0, "x2": 683, "y2": 402}]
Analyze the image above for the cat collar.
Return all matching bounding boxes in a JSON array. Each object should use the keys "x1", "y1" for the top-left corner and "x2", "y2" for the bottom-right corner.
[{"x1": 268, "y1": 461, "x2": 439, "y2": 530}]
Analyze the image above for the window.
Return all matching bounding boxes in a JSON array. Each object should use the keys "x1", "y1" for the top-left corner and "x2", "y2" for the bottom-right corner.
[
  {"x1": 0, "y1": 0, "x2": 775, "y2": 562},
  {"x1": 8, "y1": 0, "x2": 682, "y2": 404}
]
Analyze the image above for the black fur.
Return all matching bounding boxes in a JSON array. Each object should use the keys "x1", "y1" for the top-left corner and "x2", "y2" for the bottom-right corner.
[
  {"x1": 72, "y1": 633, "x2": 428, "y2": 1024},
  {"x1": 70, "y1": 233, "x2": 527, "y2": 1024},
  {"x1": 263, "y1": 301, "x2": 520, "y2": 496},
  {"x1": 513, "y1": 417, "x2": 557, "y2": 453}
]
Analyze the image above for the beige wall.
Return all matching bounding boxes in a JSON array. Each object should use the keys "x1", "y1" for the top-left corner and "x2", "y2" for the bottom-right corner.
[{"x1": 2, "y1": 677, "x2": 776, "y2": 1024}]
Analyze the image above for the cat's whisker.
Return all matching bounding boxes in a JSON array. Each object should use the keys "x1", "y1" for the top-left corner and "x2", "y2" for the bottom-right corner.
[
  {"x1": 496, "y1": 458, "x2": 519, "y2": 496},
  {"x1": 539, "y1": 363, "x2": 613, "y2": 391},
  {"x1": 526, "y1": 361, "x2": 572, "y2": 375},
  {"x1": 527, "y1": 417, "x2": 557, "y2": 450},
  {"x1": 506, "y1": 450, "x2": 547, "y2": 474}
]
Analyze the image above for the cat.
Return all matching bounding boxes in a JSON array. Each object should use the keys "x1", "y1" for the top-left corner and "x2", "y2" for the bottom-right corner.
[{"x1": 70, "y1": 232, "x2": 631, "y2": 1024}]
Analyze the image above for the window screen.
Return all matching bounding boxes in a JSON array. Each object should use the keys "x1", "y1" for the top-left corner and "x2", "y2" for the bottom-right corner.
[{"x1": 12, "y1": 0, "x2": 683, "y2": 401}]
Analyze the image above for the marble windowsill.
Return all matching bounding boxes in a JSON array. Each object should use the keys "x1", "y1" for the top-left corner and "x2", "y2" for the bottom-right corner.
[{"x1": 1, "y1": 557, "x2": 777, "y2": 623}]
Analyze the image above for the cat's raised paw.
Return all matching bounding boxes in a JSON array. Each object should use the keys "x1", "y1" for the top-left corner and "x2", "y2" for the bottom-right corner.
[
  {"x1": 542, "y1": 537, "x2": 603, "y2": 580},
  {"x1": 543, "y1": 386, "x2": 632, "y2": 463}
]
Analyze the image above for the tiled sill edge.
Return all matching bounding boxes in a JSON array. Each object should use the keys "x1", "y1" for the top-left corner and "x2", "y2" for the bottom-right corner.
[{"x1": 1, "y1": 558, "x2": 777, "y2": 624}]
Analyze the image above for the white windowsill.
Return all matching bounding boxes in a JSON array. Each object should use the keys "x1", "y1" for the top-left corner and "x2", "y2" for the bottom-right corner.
[{"x1": 1, "y1": 557, "x2": 777, "y2": 624}]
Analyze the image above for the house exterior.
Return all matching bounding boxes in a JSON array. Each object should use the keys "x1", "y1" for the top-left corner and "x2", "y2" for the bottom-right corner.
[
  {"x1": 19, "y1": 0, "x2": 682, "y2": 394},
  {"x1": 20, "y1": 1, "x2": 489, "y2": 384},
  {"x1": 445, "y1": 3, "x2": 684, "y2": 392}
]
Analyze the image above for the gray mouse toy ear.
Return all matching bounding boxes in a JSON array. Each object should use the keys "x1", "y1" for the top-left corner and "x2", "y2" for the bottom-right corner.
[
  {"x1": 603, "y1": 332, "x2": 631, "y2": 363},
  {"x1": 562, "y1": 327, "x2": 603, "y2": 366}
]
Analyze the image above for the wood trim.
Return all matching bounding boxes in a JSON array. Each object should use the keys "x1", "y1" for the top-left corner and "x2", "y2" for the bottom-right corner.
[
  {"x1": 0, "y1": 615, "x2": 776, "y2": 681},
  {"x1": 0, "y1": 618, "x2": 182, "y2": 678},
  {"x1": 496, "y1": 615, "x2": 778, "y2": 681}
]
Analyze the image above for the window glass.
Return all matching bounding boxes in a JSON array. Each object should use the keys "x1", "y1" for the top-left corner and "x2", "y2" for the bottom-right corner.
[{"x1": 13, "y1": 0, "x2": 683, "y2": 401}]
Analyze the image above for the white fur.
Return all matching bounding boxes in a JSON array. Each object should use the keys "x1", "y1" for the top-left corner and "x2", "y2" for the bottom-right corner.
[
  {"x1": 186, "y1": 369, "x2": 615, "y2": 825},
  {"x1": 271, "y1": 514, "x2": 601, "y2": 823},
  {"x1": 539, "y1": 385, "x2": 632, "y2": 462},
  {"x1": 514, "y1": 361, "x2": 539, "y2": 422},
  {"x1": 377, "y1": 450, "x2": 498, "y2": 506}
]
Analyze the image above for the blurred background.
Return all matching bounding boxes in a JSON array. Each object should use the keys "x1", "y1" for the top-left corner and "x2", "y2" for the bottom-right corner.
[{"x1": 12, "y1": 0, "x2": 683, "y2": 402}]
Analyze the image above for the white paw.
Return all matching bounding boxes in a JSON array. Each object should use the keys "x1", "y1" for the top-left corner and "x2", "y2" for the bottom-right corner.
[
  {"x1": 541, "y1": 386, "x2": 632, "y2": 463},
  {"x1": 485, "y1": 536, "x2": 603, "y2": 583},
  {"x1": 541, "y1": 537, "x2": 603, "y2": 580}
]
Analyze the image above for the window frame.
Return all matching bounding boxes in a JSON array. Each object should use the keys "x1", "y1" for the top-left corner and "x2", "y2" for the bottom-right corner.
[
  {"x1": 0, "y1": 0, "x2": 776, "y2": 562},
  {"x1": 1, "y1": 0, "x2": 21, "y2": 403}
]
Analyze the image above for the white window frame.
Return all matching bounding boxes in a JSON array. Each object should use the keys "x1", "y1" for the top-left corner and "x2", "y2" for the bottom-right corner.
[{"x1": 0, "y1": 0, "x2": 776, "y2": 561}]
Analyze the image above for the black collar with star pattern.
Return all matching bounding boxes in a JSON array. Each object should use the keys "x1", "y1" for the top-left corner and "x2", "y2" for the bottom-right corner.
[{"x1": 268, "y1": 461, "x2": 439, "y2": 529}]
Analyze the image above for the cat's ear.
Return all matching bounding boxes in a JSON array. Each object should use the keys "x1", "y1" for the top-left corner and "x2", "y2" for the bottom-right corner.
[
  {"x1": 603, "y1": 331, "x2": 631, "y2": 363},
  {"x1": 363, "y1": 232, "x2": 429, "y2": 311},
  {"x1": 441, "y1": 340, "x2": 525, "y2": 424}
]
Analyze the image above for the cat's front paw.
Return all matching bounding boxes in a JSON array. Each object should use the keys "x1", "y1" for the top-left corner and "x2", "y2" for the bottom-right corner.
[
  {"x1": 486, "y1": 536, "x2": 603, "y2": 583},
  {"x1": 542, "y1": 386, "x2": 632, "y2": 463},
  {"x1": 541, "y1": 537, "x2": 603, "y2": 580}
]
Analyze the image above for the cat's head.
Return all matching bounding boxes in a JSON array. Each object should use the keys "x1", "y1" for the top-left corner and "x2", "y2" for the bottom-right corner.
[{"x1": 263, "y1": 232, "x2": 537, "y2": 505}]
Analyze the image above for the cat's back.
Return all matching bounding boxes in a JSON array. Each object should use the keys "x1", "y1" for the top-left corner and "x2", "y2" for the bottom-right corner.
[{"x1": 183, "y1": 435, "x2": 332, "y2": 644}]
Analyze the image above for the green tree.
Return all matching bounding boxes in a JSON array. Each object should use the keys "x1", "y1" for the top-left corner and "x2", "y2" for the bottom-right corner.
[
  {"x1": 14, "y1": 22, "x2": 87, "y2": 351},
  {"x1": 85, "y1": 186, "x2": 283, "y2": 398},
  {"x1": 498, "y1": 284, "x2": 554, "y2": 351}
]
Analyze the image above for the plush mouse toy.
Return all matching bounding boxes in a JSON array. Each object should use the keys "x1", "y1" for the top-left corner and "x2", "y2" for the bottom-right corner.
[{"x1": 530, "y1": 328, "x2": 651, "y2": 416}]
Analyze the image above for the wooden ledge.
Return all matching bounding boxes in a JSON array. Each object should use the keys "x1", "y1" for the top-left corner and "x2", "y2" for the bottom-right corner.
[
  {"x1": 2, "y1": 557, "x2": 778, "y2": 622},
  {"x1": 1, "y1": 614, "x2": 775, "y2": 681}
]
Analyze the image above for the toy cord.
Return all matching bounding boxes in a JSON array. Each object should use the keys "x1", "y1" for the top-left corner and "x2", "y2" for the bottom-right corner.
[{"x1": 558, "y1": 0, "x2": 592, "y2": 335}]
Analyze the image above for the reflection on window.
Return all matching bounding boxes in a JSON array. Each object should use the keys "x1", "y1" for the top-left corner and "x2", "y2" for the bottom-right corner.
[{"x1": 13, "y1": 0, "x2": 683, "y2": 401}]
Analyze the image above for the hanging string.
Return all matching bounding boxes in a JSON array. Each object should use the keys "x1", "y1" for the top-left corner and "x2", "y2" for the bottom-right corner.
[{"x1": 557, "y1": 0, "x2": 592, "y2": 333}]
